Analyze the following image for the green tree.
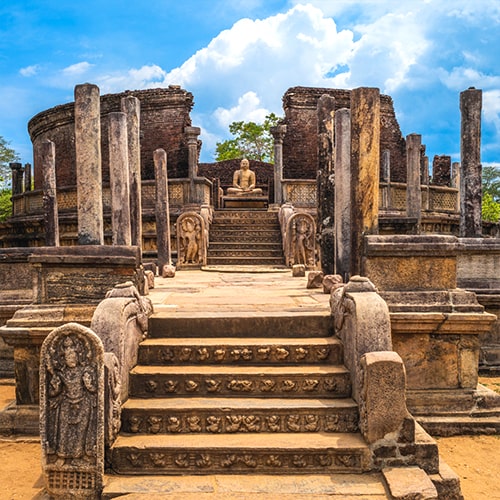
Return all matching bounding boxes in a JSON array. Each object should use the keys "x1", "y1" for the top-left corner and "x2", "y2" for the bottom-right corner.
[
  {"x1": 215, "y1": 113, "x2": 281, "y2": 163},
  {"x1": 0, "y1": 135, "x2": 19, "y2": 221},
  {"x1": 481, "y1": 164, "x2": 500, "y2": 223},
  {"x1": 482, "y1": 164, "x2": 500, "y2": 202}
]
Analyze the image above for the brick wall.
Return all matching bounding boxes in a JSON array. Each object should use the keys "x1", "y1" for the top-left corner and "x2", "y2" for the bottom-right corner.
[
  {"x1": 281, "y1": 87, "x2": 407, "y2": 182},
  {"x1": 28, "y1": 87, "x2": 193, "y2": 190}
]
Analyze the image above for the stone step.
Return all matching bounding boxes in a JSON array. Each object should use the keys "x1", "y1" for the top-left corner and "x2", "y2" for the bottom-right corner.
[
  {"x1": 138, "y1": 337, "x2": 342, "y2": 365},
  {"x1": 148, "y1": 312, "x2": 333, "y2": 338},
  {"x1": 129, "y1": 365, "x2": 351, "y2": 398},
  {"x1": 206, "y1": 256, "x2": 285, "y2": 266},
  {"x1": 213, "y1": 210, "x2": 278, "y2": 220},
  {"x1": 121, "y1": 397, "x2": 359, "y2": 434},
  {"x1": 109, "y1": 432, "x2": 371, "y2": 475},
  {"x1": 102, "y1": 472, "x2": 391, "y2": 499},
  {"x1": 208, "y1": 242, "x2": 282, "y2": 251},
  {"x1": 207, "y1": 249, "x2": 284, "y2": 258}
]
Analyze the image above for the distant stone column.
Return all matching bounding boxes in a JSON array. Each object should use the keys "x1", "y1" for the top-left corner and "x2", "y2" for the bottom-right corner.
[
  {"x1": 271, "y1": 124, "x2": 287, "y2": 205},
  {"x1": 350, "y1": 87, "x2": 380, "y2": 276},
  {"x1": 432, "y1": 155, "x2": 451, "y2": 186},
  {"x1": 74, "y1": 83, "x2": 103, "y2": 245},
  {"x1": 452, "y1": 161, "x2": 461, "y2": 212},
  {"x1": 154, "y1": 148, "x2": 172, "y2": 269},
  {"x1": 406, "y1": 133, "x2": 422, "y2": 221},
  {"x1": 108, "y1": 112, "x2": 131, "y2": 246},
  {"x1": 420, "y1": 145, "x2": 429, "y2": 185},
  {"x1": 317, "y1": 95, "x2": 336, "y2": 275},
  {"x1": 334, "y1": 108, "x2": 351, "y2": 280},
  {"x1": 121, "y1": 96, "x2": 142, "y2": 249},
  {"x1": 40, "y1": 139, "x2": 59, "y2": 246},
  {"x1": 10, "y1": 162, "x2": 23, "y2": 195},
  {"x1": 24, "y1": 163, "x2": 32, "y2": 192},
  {"x1": 185, "y1": 126, "x2": 200, "y2": 203},
  {"x1": 460, "y1": 87, "x2": 482, "y2": 237},
  {"x1": 381, "y1": 150, "x2": 390, "y2": 183}
]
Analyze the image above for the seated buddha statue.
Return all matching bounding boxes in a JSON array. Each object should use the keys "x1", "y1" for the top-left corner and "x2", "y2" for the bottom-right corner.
[{"x1": 226, "y1": 158, "x2": 263, "y2": 196}]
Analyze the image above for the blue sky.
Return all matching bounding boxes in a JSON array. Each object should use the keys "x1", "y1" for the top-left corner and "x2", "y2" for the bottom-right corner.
[{"x1": 1, "y1": 0, "x2": 500, "y2": 167}]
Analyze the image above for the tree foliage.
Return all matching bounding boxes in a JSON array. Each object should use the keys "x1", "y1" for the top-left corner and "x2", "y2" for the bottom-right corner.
[
  {"x1": 482, "y1": 165, "x2": 500, "y2": 223},
  {"x1": 0, "y1": 135, "x2": 19, "y2": 221},
  {"x1": 215, "y1": 113, "x2": 281, "y2": 163}
]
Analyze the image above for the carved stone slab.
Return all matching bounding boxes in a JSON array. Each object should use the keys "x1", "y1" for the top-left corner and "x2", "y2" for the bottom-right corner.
[{"x1": 40, "y1": 323, "x2": 104, "y2": 499}]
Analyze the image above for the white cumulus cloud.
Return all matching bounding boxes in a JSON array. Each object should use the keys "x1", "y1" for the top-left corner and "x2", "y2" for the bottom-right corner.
[
  {"x1": 19, "y1": 65, "x2": 40, "y2": 77},
  {"x1": 62, "y1": 61, "x2": 93, "y2": 76}
]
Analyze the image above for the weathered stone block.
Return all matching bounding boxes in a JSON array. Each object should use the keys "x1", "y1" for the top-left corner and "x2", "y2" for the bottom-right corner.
[
  {"x1": 292, "y1": 264, "x2": 305, "y2": 277},
  {"x1": 383, "y1": 466, "x2": 438, "y2": 500},
  {"x1": 306, "y1": 271, "x2": 324, "y2": 289},
  {"x1": 359, "y1": 351, "x2": 409, "y2": 444}
]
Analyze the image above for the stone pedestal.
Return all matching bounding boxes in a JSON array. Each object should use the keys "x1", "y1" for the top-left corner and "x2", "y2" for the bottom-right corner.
[{"x1": 0, "y1": 246, "x2": 141, "y2": 435}]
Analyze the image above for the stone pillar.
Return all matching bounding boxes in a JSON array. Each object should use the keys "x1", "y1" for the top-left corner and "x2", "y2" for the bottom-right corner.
[
  {"x1": 108, "y1": 112, "x2": 131, "y2": 246},
  {"x1": 350, "y1": 88, "x2": 380, "y2": 276},
  {"x1": 334, "y1": 108, "x2": 351, "y2": 280},
  {"x1": 185, "y1": 126, "x2": 200, "y2": 204},
  {"x1": 381, "y1": 150, "x2": 391, "y2": 210},
  {"x1": 74, "y1": 83, "x2": 103, "y2": 245},
  {"x1": 406, "y1": 134, "x2": 422, "y2": 221},
  {"x1": 40, "y1": 139, "x2": 59, "y2": 246},
  {"x1": 10, "y1": 162, "x2": 23, "y2": 195},
  {"x1": 420, "y1": 145, "x2": 429, "y2": 185},
  {"x1": 452, "y1": 161, "x2": 461, "y2": 212},
  {"x1": 24, "y1": 163, "x2": 32, "y2": 192},
  {"x1": 432, "y1": 155, "x2": 451, "y2": 186},
  {"x1": 154, "y1": 148, "x2": 172, "y2": 269},
  {"x1": 381, "y1": 150, "x2": 390, "y2": 183},
  {"x1": 270, "y1": 124, "x2": 287, "y2": 205},
  {"x1": 317, "y1": 95, "x2": 336, "y2": 275},
  {"x1": 121, "y1": 96, "x2": 142, "y2": 249},
  {"x1": 460, "y1": 87, "x2": 483, "y2": 237}
]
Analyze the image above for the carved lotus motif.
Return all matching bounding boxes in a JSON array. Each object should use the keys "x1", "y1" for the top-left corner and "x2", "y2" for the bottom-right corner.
[
  {"x1": 185, "y1": 380, "x2": 199, "y2": 392},
  {"x1": 214, "y1": 349, "x2": 226, "y2": 361},
  {"x1": 275, "y1": 347, "x2": 290, "y2": 360},
  {"x1": 266, "y1": 415, "x2": 281, "y2": 432},
  {"x1": 257, "y1": 347, "x2": 271, "y2": 360},
  {"x1": 197, "y1": 348, "x2": 210, "y2": 361},
  {"x1": 164, "y1": 380, "x2": 178, "y2": 393},
  {"x1": 295, "y1": 347, "x2": 308, "y2": 360},
  {"x1": 150, "y1": 452, "x2": 166, "y2": 467},
  {"x1": 179, "y1": 348, "x2": 192, "y2": 361},
  {"x1": 187, "y1": 416, "x2": 202, "y2": 432},
  {"x1": 145, "y1": 380, "x2": 158, "y2": 393}
]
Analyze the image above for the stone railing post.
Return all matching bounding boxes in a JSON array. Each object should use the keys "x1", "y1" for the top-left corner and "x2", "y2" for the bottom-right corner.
[
  {"x1": 108, "y1": 112, "x2": 132, "y2": 246},
  {"x1": 406, "y1": 133, "x2": 422, "y2": 222},
  {"x1": 75, "y1": 83, "x2": 103, "y2": 245},
  {"x1": 460, "y1": 87, "x2": 482, "y2": 237},
  {"x1": 334, "y1": 108, "x2": 351, "y2": 281},
  {"x1": 40, "y1": 139, "x2": 59, "y2": 246},
  {"x1": 330, "y1": 276, "x2": 391, "y2": 402},
  {"x1": 154, "y1": 148, "x2": 172, "y2": 271},
  {"x1": 270, "y1": 124, "x2": 287, "y2": 205},
  {"x1": 121, "y1": 96, "x2": 142, "y2": 249},
  {"x1": 350, "y1": 88, "x2": 380, "y2": 276}
]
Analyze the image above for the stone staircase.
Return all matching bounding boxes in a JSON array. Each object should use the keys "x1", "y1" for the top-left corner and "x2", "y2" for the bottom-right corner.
[
  {"x1": 109, "y1": 311, "x2": 373, "y2": 476},
  {"x1": 103, "y1": 285, "x2": 460, "y2": 498},
  {"x1": 207, "y1": 209, "x2": 284, "y2": 266}
]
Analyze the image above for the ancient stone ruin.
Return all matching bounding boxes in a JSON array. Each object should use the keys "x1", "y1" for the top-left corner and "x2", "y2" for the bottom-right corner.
[{"x1": 0, "y1": 82, "x2": 499, "y2": 498}]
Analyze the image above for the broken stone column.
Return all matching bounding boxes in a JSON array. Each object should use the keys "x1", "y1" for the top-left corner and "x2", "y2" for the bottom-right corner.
[
  {"x1": 185, "y1": 126, "x2": 200, "y2": 204},
  {"x1": 74, "y1": 83, "x2": 103, "y2": 245},
  {"x1": 317, "y1": 95, "x2": 336, "y2": 275},
  {"x1": 452, "y1": 161, "x2": 461, "y2": 212},
  {"x1": 420, "y1": 145, "x2": 429, "y2": 186},
  {"x1": 121, "y1": 96, "x2": 142, "y2": 249},
  {"x1": 10, "y1": 162, "x2": 23, "y2": 195},
  {"x1": 406, "y1": 133, "x2": 422, "y2": 221},
  {"x1": 154, "y1": 148, "x2": 172, "y2": 270},
  {"x1": 108, "y1": 112, "x2": 131, "y2": 246},
  {"x1": 460, "y1": 87, "x2": 482, "y2": 237},
  {"x1": 334, "y1": 108, "x2": 351, "y2": 280},
  {"x1": 40, "y1": 139, "x2": 59, "y2": 246},
  {"x1": 350, "y1": 88, "x2": 380, "y2": 276},
  {"x1": 24, "y1": 162, "x2": 32, "y2": 192},
  {"x1": 271, "y1": 124, "x2": 287, "y2": 205},
  {"x1": 432, "y1": 155, "x2": 451, "y2": 186},
  {"x1": 40, "y1": 323, "x2": 104, "y2": 499}
]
